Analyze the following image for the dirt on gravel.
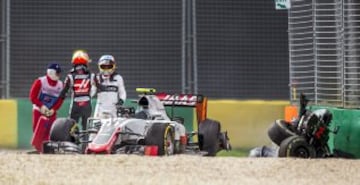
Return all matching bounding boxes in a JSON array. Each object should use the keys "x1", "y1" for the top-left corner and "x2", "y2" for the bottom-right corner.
[{"x1": 0, "y1": 150, "x2": 358, "y2": 185}]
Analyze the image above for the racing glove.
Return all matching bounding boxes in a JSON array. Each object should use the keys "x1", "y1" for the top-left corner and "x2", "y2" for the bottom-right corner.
[
  {"x1": 116, "y1": 99, "x2": 124, "y2": 108},
  {"x1": 40, "y1": 105, "x2": 49, "y2": 115},
  {"x1": 115, "y1": 99, "x2": 124, "y2": 112},
  {"x1": 46, "y1": 109, "x2": 55, "y2": 117}
]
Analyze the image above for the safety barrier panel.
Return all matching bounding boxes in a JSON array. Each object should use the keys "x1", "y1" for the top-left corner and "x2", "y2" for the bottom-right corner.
[
  {"x1": 0, "y1": 100, "x2": 17, "y2": 148},
  {"x1": 207, "y1": 100, "x2": 289, "y2": 148},
  {"x1": 0, "y1": 99, "x2": 289, "y2": 149},
  {"x1": 310, "y1": 105, "x2": 360, "y2": 158}
]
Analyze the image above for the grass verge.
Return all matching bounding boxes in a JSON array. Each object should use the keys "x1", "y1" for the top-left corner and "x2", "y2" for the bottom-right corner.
[{"x1": 216, "y1": 148, "x2": 250, "y2": 157}]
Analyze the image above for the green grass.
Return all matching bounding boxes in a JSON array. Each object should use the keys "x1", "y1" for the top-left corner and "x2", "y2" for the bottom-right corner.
[{"x1": 216, "y1": 148, "x2": 250, "y2": 157}]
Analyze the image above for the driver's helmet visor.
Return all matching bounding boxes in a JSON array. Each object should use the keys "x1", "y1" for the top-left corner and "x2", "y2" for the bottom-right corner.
[{"x1": 100, "y1": 64, "x2": 115, "y2": 70}]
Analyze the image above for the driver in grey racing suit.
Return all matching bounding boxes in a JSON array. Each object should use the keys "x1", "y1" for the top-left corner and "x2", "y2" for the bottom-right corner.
[{"x1": 94, "y1": 55, "x2": 127, "y2": 118}]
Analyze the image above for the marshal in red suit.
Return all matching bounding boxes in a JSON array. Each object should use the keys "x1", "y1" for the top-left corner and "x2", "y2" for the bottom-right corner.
[{"x1": 29, "y1": 63, "x2": 64, "y2": 153}]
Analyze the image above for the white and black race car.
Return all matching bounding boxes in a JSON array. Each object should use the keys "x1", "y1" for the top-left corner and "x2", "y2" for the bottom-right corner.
[{"x1": 43, "y1": 88, "x2": 231, "y2": 156}]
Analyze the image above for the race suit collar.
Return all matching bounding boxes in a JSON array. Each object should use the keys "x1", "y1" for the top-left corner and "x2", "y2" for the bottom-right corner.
[{"x1": 46, "y1": 75, "x2": 58, "y2": 86}]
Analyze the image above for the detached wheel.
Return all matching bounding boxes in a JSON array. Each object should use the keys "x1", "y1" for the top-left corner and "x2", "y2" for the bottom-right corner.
[
  {"x1": 50, "y1": 118, "x2": 77, "y2": 142},
  {"x1": 198, "y1": 119, "x2": 220, "y2": 156},
  {"x1": 145, "y1": 123, "x2": 174, "y2": 156},
  {"x1": 43, "y1": 141, "x2": 81, "y2": 154},
  {"x1": 59, "y1": 142, "x2": 81, "y2": 154},
  {"x1": 278, "y1": 135, "x2": 316, "y2": 158},
  {"x1": 268, "y1": 119, "x2": 296, "y2": 146}
]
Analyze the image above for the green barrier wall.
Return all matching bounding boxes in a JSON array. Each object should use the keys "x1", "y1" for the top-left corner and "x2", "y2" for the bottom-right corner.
[
  {"x1": 310, "y1": 106, "x2": 360, "y2": 158},
  {"x1": 16, "y1": 98, "x2": 193, "y2": 149},
  {"x1": 17, "y1": 99, "x2": 34, "y2": 148}
]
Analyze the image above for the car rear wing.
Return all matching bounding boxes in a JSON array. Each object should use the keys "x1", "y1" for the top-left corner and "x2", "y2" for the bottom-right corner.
[{"x1": 155, "y1": 92, "x2": 208, "y2": 123}]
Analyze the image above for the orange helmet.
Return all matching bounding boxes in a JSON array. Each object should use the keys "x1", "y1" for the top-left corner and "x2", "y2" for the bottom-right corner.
[{"x1": 71, "y1": 50, "x2": 90, "y2": 65}]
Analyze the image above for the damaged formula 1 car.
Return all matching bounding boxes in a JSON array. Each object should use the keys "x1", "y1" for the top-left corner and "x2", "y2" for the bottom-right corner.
[
  {"x1": 43, "y1": 88, "x2": 231, "y2": 156},
  {"x1": 250, "y1": 93, "x2": 338, "y2": 158}
]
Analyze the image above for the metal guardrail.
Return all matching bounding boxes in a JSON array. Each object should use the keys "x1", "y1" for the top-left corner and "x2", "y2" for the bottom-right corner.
[
  {"x1": 315, "y1": 0, "x2": 343, "y2": 107},
  {"x1": 289, "y1": 0, "x2": 315, "y2": 103},
  {"x1": 289, "y1": 0, "x2": 360, "y2": 108},
  {"x1": 343, "y1": 0, "x2": 360, "y2": 108}
]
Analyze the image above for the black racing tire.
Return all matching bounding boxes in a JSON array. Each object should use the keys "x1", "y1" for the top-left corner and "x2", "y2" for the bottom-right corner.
[
  {"x1": 42, "y1": 141, "x2": 80, "y2": 154},
  {"x1": 60, "y1": 142, "x2": 81, "y2": 154},
  {"x1": 198, "y1": 119, "x2": 221, "y2": 156},
  {"x1": 278, "y1": 135, "x2": 316, "y2": 158},
  {"x1": 145, "y1": 123, "x2": 174, "y2": 156},
  {"x1": 50, "y1": 118, "x2": 77, "y2": 142},
  {"x1": 42, "y1": 141, "x2": 55, "y2": 154},
  {"x1": 268, "y1": 119, "x2": 296, "y2": 146}
]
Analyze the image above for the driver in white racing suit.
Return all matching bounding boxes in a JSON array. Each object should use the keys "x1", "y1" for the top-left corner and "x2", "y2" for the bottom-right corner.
[{"x1": 94, "y1": 55, "x2": 127, "y2": 118}]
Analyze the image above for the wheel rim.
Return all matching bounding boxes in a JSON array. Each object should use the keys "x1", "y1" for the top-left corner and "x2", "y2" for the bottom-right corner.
[
  {"x1": 165, "y1": 131, "x2": 174, "y2": 155},
  {"x1": 294, "y1": 146, "x2": 311, "y2": 158}
]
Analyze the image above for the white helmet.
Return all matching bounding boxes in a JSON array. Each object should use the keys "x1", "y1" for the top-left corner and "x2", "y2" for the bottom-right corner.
[{"x1": 98, "y1": 55, "x2": 116, "y2": 76}]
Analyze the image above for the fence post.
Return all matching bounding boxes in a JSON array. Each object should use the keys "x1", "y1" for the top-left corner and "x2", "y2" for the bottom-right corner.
[
  {"x1": 182, "y1": 0, "x2": 186, "y2": 94},
  {"x1": 1, "y1": 0, "x2": 10, "y2": 98},
  {"x1": 192, "y1": 0, "x2": 198, "y2": 94},
  {"x1": 181, "y1": 0, "x2": 198, "y2": 94}
]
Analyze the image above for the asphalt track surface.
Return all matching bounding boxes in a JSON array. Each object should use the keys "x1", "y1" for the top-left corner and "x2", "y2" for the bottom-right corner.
[{"x1": 0, "y1": 150, "x2": 358, "y2": 185}]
